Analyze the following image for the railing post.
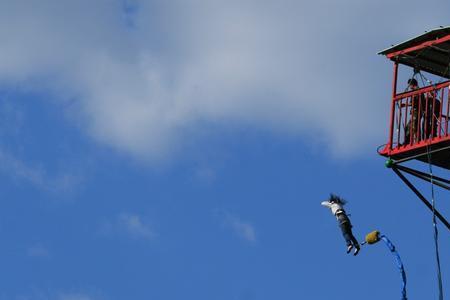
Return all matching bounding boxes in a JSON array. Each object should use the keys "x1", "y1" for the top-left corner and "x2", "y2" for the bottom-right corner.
[
  {"x1": 438, "y1": 88, "x2": 444, "y2": 138},
  {"x1": 397, "y1": 99, "x2": 402, "y2": 147},
  {"x1": 388, "y1": 62, "x2": 399, "y2": 150},
  {"x1": 431, "y1": 90, "x2": 436, "y2": 139},
  {"x1": 423, "y1": 91, "x2": 429, "y2": 143},
  {"x1": 446, "y1": 85, "x2": 450, "y2": 136}
]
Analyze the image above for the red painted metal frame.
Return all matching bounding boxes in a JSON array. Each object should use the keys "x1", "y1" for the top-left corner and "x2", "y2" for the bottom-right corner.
[
  {"x1": 387, "y1": 62, "x2": 398, "y2": 150},
  {"x1": 386, "y1": 34, "x2": 450, "y2": 59},
  {"x1": 394, "y1": 81, "x2": 450, "y2": 100},
  {"x1": 380, "y1": 31, "x2": 450, "y2": 160}
]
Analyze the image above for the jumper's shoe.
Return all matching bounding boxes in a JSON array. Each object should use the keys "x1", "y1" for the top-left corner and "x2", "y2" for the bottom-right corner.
[
  {"x1": 347, "y1": 245, "x2": 353, "y2": 254},
  {"x1": 353, "y1": 246, "x2": 360, "y2": 256}
]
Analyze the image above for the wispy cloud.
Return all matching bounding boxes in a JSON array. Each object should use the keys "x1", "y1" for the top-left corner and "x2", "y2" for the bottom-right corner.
[
  {"x1": 100, "y1": 213, "x2": 156, "y2": 240},
  {"x1": 218, "y1": 211, "x2": 257, "y2": 243},
  {"x1": 59, "y1": 294, "x2": 94, "y2": 300},
  {"x1": 193, "y1": 166, "x2": 217, "y2": 184},
  {"x1": 0, "y1": 290, "x2": 101, "y2": 300},
  {"x1": 0, "y1": 148, "x2": 83, "y2": 193},
  {"x1": 118, "y1": 213, "x2": 155, "y2": 239}
]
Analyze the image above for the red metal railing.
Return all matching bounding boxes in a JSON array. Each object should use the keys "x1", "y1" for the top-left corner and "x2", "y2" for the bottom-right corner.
[{"x1": 387, "y1": 80, "x2": 450, "y2": 154}]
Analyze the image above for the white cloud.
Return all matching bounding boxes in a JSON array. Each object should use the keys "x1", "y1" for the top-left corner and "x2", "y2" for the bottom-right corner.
[
  {"x1": 100, "y1": 213, "x2": 156, "y2": 240},
  {"x1": 0, "y1": 291, "x2": 100, "y2": 300},
  {"x1": 59, "y1": 294, "x2": 93, "y2": 300},
  {"x1": 193, "y1": 166, "x2": 217, "y2": 184},
  {"x1": 118, "y1": 213, "x2": 155, "y2": 239},
  {"x1": 220, "y1": 211, "x2": 257, "y2": 243},
  {"x1": 0, "y1": 148, "x2": 83, "y2": 193},
  {"x1": 0, "y1": 0, "x2": 449, "y2": 161}
]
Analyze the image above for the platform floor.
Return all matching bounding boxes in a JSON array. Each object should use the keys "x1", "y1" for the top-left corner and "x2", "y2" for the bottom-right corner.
[{"x1": 381, "y1": 140, "x2": 450, "y2": 170}]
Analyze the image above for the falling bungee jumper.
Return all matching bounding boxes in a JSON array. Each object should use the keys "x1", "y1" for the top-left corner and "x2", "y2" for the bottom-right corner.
[
  {"x1": 321, "y1": 195, "x2": 409, "y2": 298},
  {"x1": 321, "y1": 194, "x2": 360, "y2": 255}
]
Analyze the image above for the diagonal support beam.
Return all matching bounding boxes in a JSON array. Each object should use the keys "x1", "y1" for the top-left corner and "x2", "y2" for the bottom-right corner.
[
  {"x1": 392, "y1": 167, "x2": 450, "y2": 231},
  {"x1": 395, "y1": 164, "x2": 450, "y2": 191}
]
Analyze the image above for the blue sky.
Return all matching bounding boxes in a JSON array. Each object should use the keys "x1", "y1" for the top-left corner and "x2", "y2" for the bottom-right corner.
[{"x1": 0, "y1": 0, "x2": 449, "y2": 299}]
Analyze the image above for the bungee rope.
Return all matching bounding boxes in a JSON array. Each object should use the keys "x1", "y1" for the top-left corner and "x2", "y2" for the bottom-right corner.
[{"x1": 362, "y1": 230, "x2": 407, "y2": 300}]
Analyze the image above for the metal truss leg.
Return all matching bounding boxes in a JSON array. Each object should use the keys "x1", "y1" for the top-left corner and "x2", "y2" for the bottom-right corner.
[
  {"x1": 395, "y1": 165, "x2": 450, "y2": 190},
  {"x1": 392, "y1": 167, "x2": 450, "y2": 231}
]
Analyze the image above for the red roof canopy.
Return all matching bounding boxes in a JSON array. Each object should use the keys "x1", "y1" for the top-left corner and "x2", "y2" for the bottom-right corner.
[{"x1": 379, "y1": 26, "x2": 450, "y2": 79}]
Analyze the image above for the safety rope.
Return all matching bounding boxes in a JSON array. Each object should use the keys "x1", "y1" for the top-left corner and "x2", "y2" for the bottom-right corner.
[
  {"x1": 380, "y1": 235, "x2": 407, "y2": 300},
  {"x1": 362, "y1": 231, "x2": 407, "y2": 300},
  {"x1": 426, "y1": 144, "x2": 444, "y2": 300},
  {"x1": 418, "y1": 71, "x2": 432, "y2": 87}
]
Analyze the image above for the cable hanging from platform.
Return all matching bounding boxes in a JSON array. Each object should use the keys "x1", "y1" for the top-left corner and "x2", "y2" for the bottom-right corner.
[{"x1": 426, "y1": 145, "x2": 444, "y2": 300}]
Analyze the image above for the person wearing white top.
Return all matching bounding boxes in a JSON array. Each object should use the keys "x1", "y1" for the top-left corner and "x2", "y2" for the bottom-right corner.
[{"x1": 321, "y1": 194, "x2": 360, "y2": 255}]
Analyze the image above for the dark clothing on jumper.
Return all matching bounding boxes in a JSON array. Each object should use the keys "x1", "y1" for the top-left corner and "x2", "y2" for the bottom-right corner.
[{"x1": 337, "y1": 212, "x2": 359, "y2": 248}]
